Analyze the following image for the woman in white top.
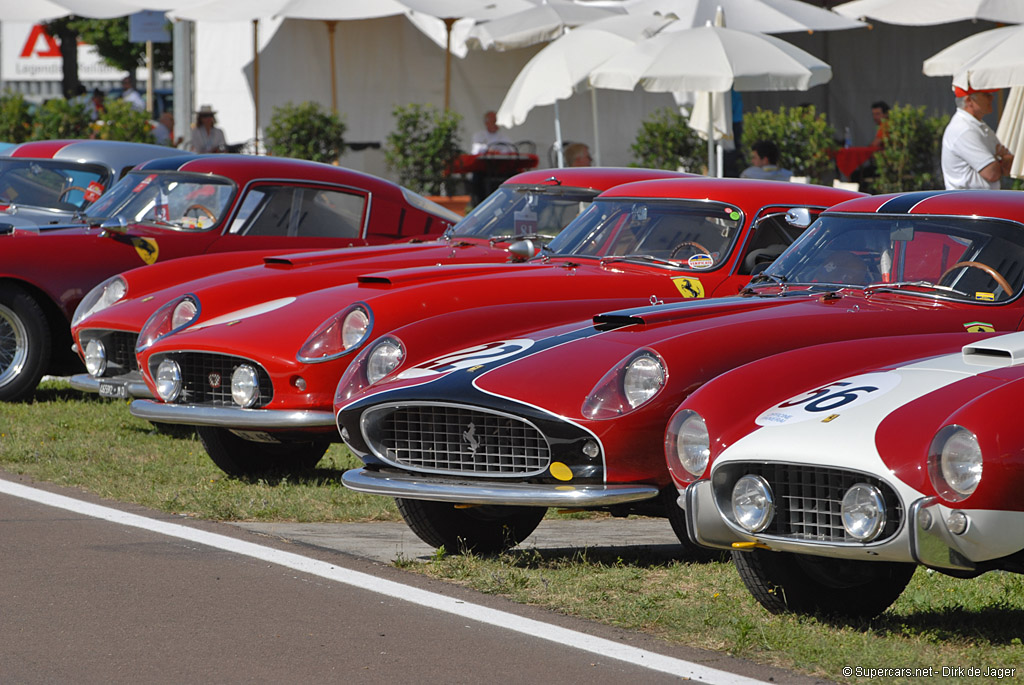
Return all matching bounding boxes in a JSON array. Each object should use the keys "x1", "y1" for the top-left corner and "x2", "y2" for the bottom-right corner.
[{"x1": 190, "y1": 105, "x2": 227, "y2": 154}]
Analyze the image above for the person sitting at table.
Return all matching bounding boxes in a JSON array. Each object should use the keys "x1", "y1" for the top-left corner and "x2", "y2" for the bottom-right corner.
[
  {"x1": 869, "y1": 101, "x2": 890, "y2": 151},
  {"x1": 471, "y1": 110, "x2": 513, "y2": 154},
  {"x1": 740, "y1": 141, "x2": 792, "y2": 182}
]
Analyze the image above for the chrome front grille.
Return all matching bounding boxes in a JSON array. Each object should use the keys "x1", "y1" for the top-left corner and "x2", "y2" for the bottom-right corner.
[
  {"x1": 718, "y1": 463, "x2": 902, "y2": 543},
  {"x1": 363, "y1": 403, "x2": 551, "y2": 477},
  {"x1": 106, "y1": 331, "x2": 139, "y2": 373},
  {"x1": 151, "y1": 352, "x2": 273, "y2": 407}
]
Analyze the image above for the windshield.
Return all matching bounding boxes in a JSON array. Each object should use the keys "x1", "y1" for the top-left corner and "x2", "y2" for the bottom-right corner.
[
  {"x1": 450, "y1": 184, "x2": 597, "y2": 240},
  {"x1": 546, "y1": 198, "x2": 744, "y2": 267},
  {"x1": 84, "y1": 170, "x2": 236, "y2": 231},
  {"x1": 0, "y1": 158, "x2": 109, "y2": 211},
  {"x1": 761, "y1": 214, "x2": 1024, "y2": 302}
]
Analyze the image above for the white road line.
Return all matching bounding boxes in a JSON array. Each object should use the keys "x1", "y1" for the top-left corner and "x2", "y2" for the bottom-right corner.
[{"x1": 1, "y1": 478, "x2": 768, "y2": 685}]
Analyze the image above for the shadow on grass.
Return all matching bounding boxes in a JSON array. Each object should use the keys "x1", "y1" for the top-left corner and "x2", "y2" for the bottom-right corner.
[
  {"x1": 29, "y1": 385, "x2": 115, "y2": 404},
  {"x1": 867, "y1": 606, "x2": 1024, "y2": 645},
  {"x1": 494, "y1": 542, "x2": 727, "y2": 568}
]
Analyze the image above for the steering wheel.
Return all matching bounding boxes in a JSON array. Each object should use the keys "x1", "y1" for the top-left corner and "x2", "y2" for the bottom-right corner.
[
  {"x1": 58, "y1": 186, "x2": 88, "y2": 201},
  {"x1": 669, "y1": 241, "x2": 711, "y2": 260},
  {"x1": 939, "y1": 260, "x2": 1013, "y2": 298},
  {"x1": 184, "y1": 204, "x2": 217, "y2": 222}
]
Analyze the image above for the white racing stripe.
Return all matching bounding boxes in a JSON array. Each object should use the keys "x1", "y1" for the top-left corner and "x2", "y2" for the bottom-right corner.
[{"x1": 1, "y1": 477, "x2": 768, "y2": 685}]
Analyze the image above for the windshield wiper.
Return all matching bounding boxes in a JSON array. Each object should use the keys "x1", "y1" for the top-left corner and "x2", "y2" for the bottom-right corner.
[
  {"x1": 600, "y1": 254, "x2": 683, "y2": 268},
  {"x1": 488, "y1": 232, "x2": 559, "y2": 244},
  {"x1": 863, "y1": 280, "x2": 969, "y2": 297}
]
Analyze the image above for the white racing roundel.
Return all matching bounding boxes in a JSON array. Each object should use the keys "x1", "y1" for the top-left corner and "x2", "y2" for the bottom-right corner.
[
  {"x1": 397, "y1": 339, "x2": 535, "y2": 379},
  {"x1": 755, "y1": 372, "x2": 902, "y2": 427}
]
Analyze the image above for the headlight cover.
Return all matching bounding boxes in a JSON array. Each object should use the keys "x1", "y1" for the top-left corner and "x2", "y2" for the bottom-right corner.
[
  {"x1": 72, "y1": 276, "x2": 127, "y2": 328},
  {"x1": 841, "y1": 483, "x2": 886, "y2": 541},
  {"x1": 298, "y1": 304, "x2": 372, "y2": 363},
  {"x1": 928, "y1": 425, "x2": 982, "y2": 501},
  {"x1": 334, "y1": 334, "x2": 404, "y2": 407},
  {"x1": 231, "y1": 364, "x2": 260, "y2": 408},
  {"x1": 83, "y1": 339, "x2": 106, "y2": 377},
  {"x1": 665, "y1": 409, "x2": 710, "y2": 479},
  {"x1": 154, "y1": 358, "x2": 182, "y2": 402},
  {"x1": 582, "y1": 349, "x2": 666, "y2": 419},
  {"x1": 136, "y1": 295, "x2": 199, "y2": 352},
  {"x1": 732, "y1": 474, "x2": 774, "y2": 533}
]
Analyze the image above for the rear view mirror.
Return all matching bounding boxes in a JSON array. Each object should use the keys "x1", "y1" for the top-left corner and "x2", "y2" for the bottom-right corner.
[
  {"x1": 508, "y1": 239, "x2": 536, "y2": 262},
  {"x1": 785, "y1": 207, "x2": 813, "y2": 228},
  {"x1": 98, "y1": 216, "x2": 128, "y2": 235}
]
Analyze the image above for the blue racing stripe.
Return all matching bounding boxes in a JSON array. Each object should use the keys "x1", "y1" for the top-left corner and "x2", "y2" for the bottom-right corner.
[{"x1": 875, "y1": 191, "x2": 956, "y2": 214}]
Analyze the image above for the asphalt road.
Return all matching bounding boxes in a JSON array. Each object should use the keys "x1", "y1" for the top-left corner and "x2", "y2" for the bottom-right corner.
[{"x1": 0, "y1": 475, "x2": 829, "y2": 684}]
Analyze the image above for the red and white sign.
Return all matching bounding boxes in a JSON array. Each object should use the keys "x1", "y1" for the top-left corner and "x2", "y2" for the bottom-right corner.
[{"x1": 2, "y1": 23, "x2": 122, "y2": 82}]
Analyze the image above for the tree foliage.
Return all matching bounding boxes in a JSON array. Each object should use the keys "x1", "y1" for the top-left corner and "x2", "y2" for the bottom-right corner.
[
  {"x1": 630, "y1": 107, "x2": 705, "y2": 173},
  {"x1": 90, "y1": 99, "x2": 155, "y2": 143},
  {"x1": 742, "y1": 105, "x2": 836, "y2": 184},
  {"x1": 384, "y1": 103, "x2": 463, "y2": 196},
  {"x1": 0, "y1": 93, "x2": 34, "y2": 143},
  {"x1": 46, "y1": 17, "x2": 173, "y2": 73},
  {"x1": 31, "y1": 98, "x2": 92, "y2": 140},
  {"x1": 265, "y1": 101, "x2": 347, "y2": 163}
]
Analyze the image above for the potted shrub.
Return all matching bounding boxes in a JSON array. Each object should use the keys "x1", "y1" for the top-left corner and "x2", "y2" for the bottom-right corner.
[
  {"x1": 742, "y1": 105, "x2": 836, "y2": 184},
  {"x1": 31, "y1": 98, "x2": 92, "y2": 141},
  {"x1": 265, "y1": 101, "x2": 347, "y2": 163},
  {"x1": 384, "y1": 103, "x2": 466, "y2": 212},
  {"x1": 91, "y1": 98, "x2": 155, "y2": 143},
  {"x1": 0, "y1": 92, "x2": 33, "y2": 143},
  {"x1": 631, "y1": 106, "x2": 705, "y2": 173},
  {"x1": 871, "y1": 104, "x2": 949, "y2": 193}
]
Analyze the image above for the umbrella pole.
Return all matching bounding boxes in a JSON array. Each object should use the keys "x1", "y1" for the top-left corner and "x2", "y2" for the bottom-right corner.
[
  {"x1": 707, "y1": 93, "x2": 715, "y2": 177},
  {"x1": 326, "y1": 21, "x2": 338, "y2": 113},
  {"x1": 252, "y1": 19, "x2": 260, "y2": 151},
  {"x1": 554, "y1": 100, "x2": 565, "y2": 168},
  {"x1": 444, "y1": 18, "x2": 456, "y2": 111},
  {"x1": 590, "y1": 87, "x2": 600, "y2": 166}
]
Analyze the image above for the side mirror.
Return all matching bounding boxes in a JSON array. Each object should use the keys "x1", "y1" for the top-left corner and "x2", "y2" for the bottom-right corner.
[
  {"x1": 507, "y1": 239, "x2": 536, "y2": 262},
  {"x1": 98, "y1": 216, "x2": 128, "y2": 235},
  {"x1": 785, "y1": 207, "x2": 813, "y2": 228}
]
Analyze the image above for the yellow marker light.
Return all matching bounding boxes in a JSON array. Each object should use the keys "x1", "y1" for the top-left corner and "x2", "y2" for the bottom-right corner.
[
  {"x1": 731, "y1": 541, "x2": 771, "y2": 550},
  {"x1": 549, "y1": 462, "x2": 573, "y2": 481}
]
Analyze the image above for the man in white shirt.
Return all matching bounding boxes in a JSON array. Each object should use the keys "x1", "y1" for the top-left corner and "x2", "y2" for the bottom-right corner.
[
  {"x1": 941, "y1": 85, "x2": 1014, "y2": 190},
  {"x1": 740, "y1": 141, "x2": 792, "y2": 182},
  {"x1": 470, "y1": 111, "x2": 512, "y2": 154},
  {"x1": 121, "y1": 75, "x2": 145, "y2": 112}
]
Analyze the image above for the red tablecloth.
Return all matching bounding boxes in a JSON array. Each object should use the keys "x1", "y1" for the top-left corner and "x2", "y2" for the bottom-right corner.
[
  {"x1": 449, "y1": 152, "x2": 539, "y2": 175},
  {"x1": 832, "y1": 146, "x2": 877, "y2": 177}
]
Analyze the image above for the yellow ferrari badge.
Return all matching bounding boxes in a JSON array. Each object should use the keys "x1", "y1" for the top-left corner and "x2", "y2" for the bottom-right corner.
[
  {"x1": 672, "y1": 277, "x2": 705, "y2": 299},
  {"x1": 964, "y1": 321, "x2": 995, "y2": 333},
  {"x1": 131, "y1": 237, "x2": 159, "y2": 265}
]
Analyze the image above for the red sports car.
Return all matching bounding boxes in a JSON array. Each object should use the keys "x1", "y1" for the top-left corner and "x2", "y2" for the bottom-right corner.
[
  {"x1": 127, "y1": 178, "x2": 861, "y2": 480},
  {"x1": 664, "y1": 327, "x2": 1024, "y2": 618},
  {"x1": 335, "y1": 190, "x2": 1024, "y2": 553},
  {"x1": 70, "y1": 167, "x2": 689, "y2": 401},
  {"x1": 0, "y1": 139, "x2": 188, "y2": 226},
  {"x1": 0, "y1": 154, "x2": 461, "y2": 401}
]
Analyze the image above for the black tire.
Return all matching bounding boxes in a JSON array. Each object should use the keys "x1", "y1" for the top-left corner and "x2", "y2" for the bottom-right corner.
[
  {"x1": 663, "y1": 493, "x2": 726, "y2": 562},
  {"x1": 395, "y1": 498, "x2": 546, "y2": 554},
  {"x1": 732, "y1": 548, "x2": 916, "y2": 620},
  {"x1": 197, "y1": 426, "x2": 328, "y2": 478},
  {"x1": 0, "y1": 284, "x2": 50, "y2": 402}
]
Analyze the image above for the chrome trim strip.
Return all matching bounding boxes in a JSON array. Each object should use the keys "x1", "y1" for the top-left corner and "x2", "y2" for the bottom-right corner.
[
  {"x1": 340, "y1": 468, "x2": 659, "y2": 506},
  {"x1": 129, "y1": 399, "x2": 335, "y2": 428},
  {"x1": 69, "y1": 373, "x2": 153, "y2": 399}
]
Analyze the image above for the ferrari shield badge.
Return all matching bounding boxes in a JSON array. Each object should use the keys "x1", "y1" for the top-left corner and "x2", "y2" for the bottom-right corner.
[
  {"x1": 131, "y1": 237, "x2": 159, "y2": 265},
  {"x1": 672, "y1": 277, "x2": 705, "y2": 299},
  {"x1": 964, "y1": 321, "x2": 995, "y2": 333}
]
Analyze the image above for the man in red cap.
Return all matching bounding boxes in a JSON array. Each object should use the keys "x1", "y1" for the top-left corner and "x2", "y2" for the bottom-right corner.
[{"x1": 941, "y1": 84, "x2": 1014, "y2": 190}]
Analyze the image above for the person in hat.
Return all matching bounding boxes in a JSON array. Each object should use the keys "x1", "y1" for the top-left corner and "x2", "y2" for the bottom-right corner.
[
  {"x1": 941, "y1": 84, "x2": 1014, "y2": 190},
  {"x1": 190, "y1": 105, "x2": 227, "y2": 153}
]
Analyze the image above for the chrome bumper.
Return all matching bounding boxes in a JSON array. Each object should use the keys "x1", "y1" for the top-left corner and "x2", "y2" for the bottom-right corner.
[
  {"x1": 69, "y1": 373, "x2": 153, "y2": 399},
  {"x1": 129, "y1": 399, "x2": 336, "y2": 428},
  {"x1": 341, "y1": 468, "x2": 661, "y2": 507},
  {"x1": 682, "y1": 480, "x2": 749, "y2": 550},
  {"x1": 911, "y1": 497, "x2": 978, "y2": 573}
]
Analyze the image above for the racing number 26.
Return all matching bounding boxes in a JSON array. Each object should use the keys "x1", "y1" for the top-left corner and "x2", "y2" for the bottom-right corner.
[{"x1": 777, "y1": 381, "x2": 880, "y2": 413}]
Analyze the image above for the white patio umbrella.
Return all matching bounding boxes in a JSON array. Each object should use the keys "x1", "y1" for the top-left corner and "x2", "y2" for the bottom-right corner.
[
  {"x1": 629, "y1": 0, "x2": 866, "y2": 33},
  {"x1": 590, "y1": 24, "x2": 832, "y2": 175},
  {"x1": 466, "y1": 0, "x2": 626, "y2": 51},
  {"x1": 496, "y1": 14, "x2": 674, "y2": 166},
  {"x1": 834, "y1": 0, "x2": 1024, "y2": 25},
  {"x1": 997, "y1": 86, "x2": 1024, "y2": 179},
  {"x1": 399, "y1": 0, "x2": 537, "y2": 109},
  {"x1": 923, "y1": 23, "x2": 1024, "y2": 91}
]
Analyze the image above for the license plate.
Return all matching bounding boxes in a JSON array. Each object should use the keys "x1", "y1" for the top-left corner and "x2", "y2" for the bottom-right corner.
[{"x1": 98, "y1": 381, "x2": 128, "y2": 399}]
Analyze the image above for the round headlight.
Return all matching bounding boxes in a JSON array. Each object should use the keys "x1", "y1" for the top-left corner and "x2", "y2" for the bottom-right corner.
[
  {"x1": 928, "y1": 425, "x2": 982, "y2": 501},
  {"x1": 367, "y1": 338, "x2": 404, "y2": 384},
  {"x1": 841, "y1": 483, "x2": 886, "y2": 541},
  {"x1": 72, "y1": 276, "x2": 127, "y2": 328},
  {"x1": 667, "y1": 410, "x2": 710, "y2": 478},
  {"x1": 231, "y1": 364, "x2": 260, "y2": 408},
  {"x1": 342, "y1": 308, "x2": 371, "y2": 349},
  {"x1": 84, "y1": 339, "x2": 106, "y2": 377},
  {"x1": 623, "y1": 353, "x2": 665, "y2": 409},
  {"x1": 155, "y1": 359, "x2": 182, "y2": 402},
  {"x1": 171, "y1": 298, "x2": 198, "y2": 329},
  {"x1": 732, "y1": 474, "x2": 774, "y2": 533}
]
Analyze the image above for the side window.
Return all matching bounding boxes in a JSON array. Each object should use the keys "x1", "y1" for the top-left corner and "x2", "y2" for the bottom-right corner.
[
  {"x1": 739, "y1": 212, "x2": 810, "y2": 275},
  {"x1": 230, "y1": 186, "x2": 366, "y2": 238}
]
